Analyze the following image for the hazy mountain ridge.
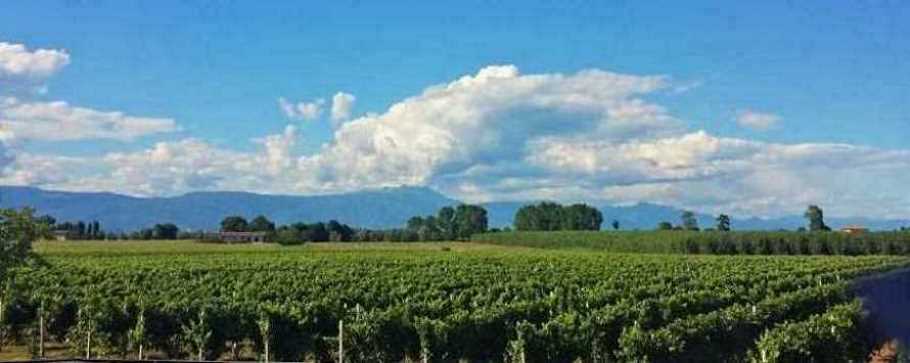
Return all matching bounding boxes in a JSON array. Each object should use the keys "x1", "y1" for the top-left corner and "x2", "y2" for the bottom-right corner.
[{"x1": 0, "y1": 186, "x2": 906, "y2": 232}]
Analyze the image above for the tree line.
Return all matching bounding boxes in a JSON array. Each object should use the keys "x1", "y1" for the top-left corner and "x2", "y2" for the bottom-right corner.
[
  {"x1": 210, "y1": 204, "x2": 490, "y2": 244},
  {"x1": 656, "y1": 205, "x2": 836, "y2": 233},
  {"x1": 514, "y1": 202, "x2": 603, "y2": 231}
]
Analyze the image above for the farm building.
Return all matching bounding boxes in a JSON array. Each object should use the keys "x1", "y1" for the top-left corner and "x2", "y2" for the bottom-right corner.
[
  {"x1": 840, "y1": 225, "x2": 869, "y2": 234},
  {"x1": 219, "y1": 231, "x2": 268, "y2": 243},
  {"x1": 52, "y1": 230, "x2": 70, "y2": 241}
]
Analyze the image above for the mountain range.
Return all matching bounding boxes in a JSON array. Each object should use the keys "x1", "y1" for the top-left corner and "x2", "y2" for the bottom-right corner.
[{"x1": 0, "y1": 186, "x2": 907, "y2": 232}]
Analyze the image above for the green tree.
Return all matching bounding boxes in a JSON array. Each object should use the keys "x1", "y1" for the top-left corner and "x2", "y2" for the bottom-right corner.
[
  {"x1": 681, "y1": 211, "x2": 699, "y2": 231},
  {"x1": 1, "y1": 208, "x2": 44, "y2": 278},
  {"x1": 76, "y1": 221, "x2": 86, "y2": 238},
  {"x1": 36, "y1": 215, "x2": 56, "y2": 228},
  {"x1": 513, "y1": 202, "x2": 566, "y2": 231},
  {"x1": 436, "y1": 207, "x2": 456, "y2": 240},
  {"x1": 715, "y1": 214, "x2": 731, "y2": 232},
  {"x1": 454, "y1": 204, "x2": 488, "y2": 240},
  {"x1": 220, "y1": 216, "x2": 249, "y2": 232},
  {"x1": 91, "y1": 221, "x2": 101, "y2": 239},
  {"x1": 561, "y1": 204, "x2": 603, "y2": 231},
  {"x1": 657, "y1": 221, "x2": 674, "y2": 230},
  {"x1": 804, "y1": 205, "x2": 830, "y2": 232},
  {"x1": 611, "y1": 220, "x2": 620, "y2": 230},
  {"x1": 153, "y1": 223, "x2": 180, "y2": 240},
  {"x1": 406, "y1": 216, "x2": 425, "y2": 232},
  {"x1": 249, "y1": 215, "x2": 276, "y2": 232}
]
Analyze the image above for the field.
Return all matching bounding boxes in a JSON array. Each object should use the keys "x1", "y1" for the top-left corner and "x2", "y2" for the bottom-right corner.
[
  {"x1": 2, "y1": 240, "x2": 908, "y2": 362},
  {"x1": 473, "y1": 230, "x2": 910, "y2": 255}
]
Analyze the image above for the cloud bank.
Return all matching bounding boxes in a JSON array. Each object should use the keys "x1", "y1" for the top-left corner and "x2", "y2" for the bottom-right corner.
[{"x1": 4, "y1": 62, "x2": 910, "y2": 219}]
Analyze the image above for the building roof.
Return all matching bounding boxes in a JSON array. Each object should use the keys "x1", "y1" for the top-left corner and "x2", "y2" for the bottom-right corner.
[
  {"x1": 840, "y1": 225, "x2": 868, "y2": 230},
  {"x1": 219, "y1": 231, "x2": 268, "y2": 236}
]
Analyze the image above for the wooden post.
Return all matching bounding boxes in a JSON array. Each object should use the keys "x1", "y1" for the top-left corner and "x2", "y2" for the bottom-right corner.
[
  {"x1": 0, "y1": 295, "x2": 4, "y2": 353},
  {"x1": 38, "y1": 303, "x2": 45, "y2": 358},
  {"x1": 338, "y1": 319, "x2": 344, "y2": 363},
  {"x1": 86, "y1": 328, "x2": 92, "y2": 359}
]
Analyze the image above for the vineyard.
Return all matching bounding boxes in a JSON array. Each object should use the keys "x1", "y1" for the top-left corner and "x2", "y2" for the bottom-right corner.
[
  {"x1": 0, "y1": 241, "x2": 906, "y2": 362},
  {"x1": 472, "y1": 230, "x2": 910, "y2": 255}
]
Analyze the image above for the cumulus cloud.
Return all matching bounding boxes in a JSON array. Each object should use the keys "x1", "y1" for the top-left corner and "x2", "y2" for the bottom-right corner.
[
  {"x1": 330, "y1": 92, "x2": 356, "y2": 124},
  {"x1": 278, "y1": 97, "x2": 324, "y2": 121},
  {"x1": 8, "y1": 64, "x2": 910, "y2": 219},
  {"x1": 0, "y1": 97, "x2": 176, "y2": 141},
  {"x1": 255, "y1": 125, "x2": 299, "y2": 175},
  {"x1": 298, "y1": 65, "x2": 677, "y2": 191},
  {"x1": 736, "y1": 110, "x2": 780, "y2": 130},
  {"x1": 0, "y1": 125, "x2": 308, "y2": 197},
  {"x1": 0, "y1": 42, "x2": 70, "y2": 81}
]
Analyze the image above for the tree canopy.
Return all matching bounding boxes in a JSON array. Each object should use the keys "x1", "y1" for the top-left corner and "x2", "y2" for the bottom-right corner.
[
  {"x1": 804, "y1": 205, "x2": 831, "y2": 232},
  {"x1": 514, "y1": 202, "x2": 602, "y2": 231},
  {"x1": 220, "y1": 216, "x2": 249, "y2": 232}
]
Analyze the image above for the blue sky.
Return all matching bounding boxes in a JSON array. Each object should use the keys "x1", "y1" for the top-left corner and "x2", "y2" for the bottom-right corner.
[{"x1": 1, "y1": 1, "x2": 909, "y2": 218}]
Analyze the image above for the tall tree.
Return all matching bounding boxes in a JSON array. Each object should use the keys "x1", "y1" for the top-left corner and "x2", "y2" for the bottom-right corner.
[
  {"x1": 406, "y1": 216, "x2": 425, "y2": 232},
  {"x1": 36, "y1": 215, "x2": 56, "y2": 228},
  {"x1": 561, "y1": 204, "x2": 603, "y2": 231},
  {"x1": 681, "y1": 211, "x2": 699, "y2": 231},
  {"x1": 249, "y1": 215, "x2": 276, "y2": 232},
  {"x1": 76, "y1": 221, "x2": 86, "y2": 238},
  {"x1": 804, "y1": 205, "x2": 830, "y2": 232},
  {"x1": 153, "y1": 223, "x2": 179, "y2": 240},
  {"x1": 437, "y1": 207, "x2": 456, "y2": 240},
  {"x1": 611, "y1": 220, "x2": 620, "y2": 230},
  {"x1": 715, "y1": 214, "x2": 731, "y2": 232},
  {"x1": 1, "y1": 208, "x2": 44, "y2": 278},
  {"x1": 220, "y1": 216, "x2": 249, "y2": 232},
  {"x1": 454, "y1": 204, "x2": 488, "y2": 240}
]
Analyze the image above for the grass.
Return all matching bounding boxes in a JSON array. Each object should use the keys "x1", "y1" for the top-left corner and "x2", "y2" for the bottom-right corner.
[
  {"x1": 33, "y1": 239, "x2": 520, "y2": 257},
  {"x1": 471, "y1": 230, "x2": 694, "y2": 253}
]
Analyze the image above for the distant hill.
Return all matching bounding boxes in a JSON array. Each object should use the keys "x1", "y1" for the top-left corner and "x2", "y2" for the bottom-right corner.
[
  {"x1": 0, "y1": 186, "x2": 456, "y2": 231},
  {"x1": 1, "y1": 186, "x2": 907, "y2": 232}
]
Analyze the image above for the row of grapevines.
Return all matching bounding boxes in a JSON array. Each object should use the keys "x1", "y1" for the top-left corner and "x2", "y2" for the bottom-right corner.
[{"x1": 1, "y1": 249, "x2": 905, "y2": 361}]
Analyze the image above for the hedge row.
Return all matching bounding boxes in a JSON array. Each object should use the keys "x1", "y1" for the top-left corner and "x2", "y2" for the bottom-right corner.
[{"x1": 472, "y1": 231, "x2": 910, "y2": 255}]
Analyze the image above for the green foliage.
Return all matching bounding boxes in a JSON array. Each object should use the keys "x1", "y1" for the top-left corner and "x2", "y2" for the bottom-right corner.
[
  {"x1": 750, "y1": 301, "x2": 869, "y2": 362},
  {"x1": 805, "y1": 205, "x2": 831, "y2": 232},
  {"x1": 0, "y1": 208, "x2": 43, "y2": 274},
  {"x1": 716, "y1": 214, "x2": 732, "y2": 231},
  {"x1": 403, "y1": 204, "x2": 488, "y2": 241},
  {"x1": 514, "y1": 202, "x2": 602, "y2": 231},
  {"x1": 0, "y1": 244, "x2": 906, "y2": 361},
  {"x1": 249, "y1": 215, "x2": 276, "y2": 233},
  {"x1": 220, "y1": 216, "x2": 249, "y2": 232},
  {"x1": 472, "y1": 230, "x2": 910, "y2": 255},
  {"x1": 681, "y1": 210, "x2": 699, "y2": 231},
  {"x1": 152, "y1": 223, "x2": 179, "y2": 240}
]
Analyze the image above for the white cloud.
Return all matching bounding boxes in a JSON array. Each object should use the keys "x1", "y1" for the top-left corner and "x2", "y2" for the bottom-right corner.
[
  {"x1": 0, "y1": 97, "x2": 176, "y2": 141},
  {"x1": 736, "y1": 109, "x2": 780, "y2": 130},
  {"x1": 6, "y1": 64, "x2": 910, "y2": 219},
  {"x1": 278, "y1": 97, "x2": 323, "y2": 121},
  {"x1": 330, "y1": 92, "x2": 356, "y2": 124},
  {"x1": 255, "y1": 124, "x2": 299, "y2": 175},
  {"x1": 298, "y1": 65, "x2": 677, "y2": 192},
  {"x1": 0, "y1": 42, "x2": 70, "y2": 80}
]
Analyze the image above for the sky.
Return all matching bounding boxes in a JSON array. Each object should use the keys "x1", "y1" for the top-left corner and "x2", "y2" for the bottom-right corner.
[{"x1": 1, "y1": 1, "x2": 909, "y2": 219}]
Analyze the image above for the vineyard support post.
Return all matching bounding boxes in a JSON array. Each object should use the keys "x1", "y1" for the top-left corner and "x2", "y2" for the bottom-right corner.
[
  {"x1": 86, "y1": 328, "x2": 92, "y2": 359},
  {"x1": 0, "y1": 293, "x2": 4, "y2": 353},
  {"x1": 38, "y1": 302, "x2": 45, "y2": 358},
  {"x1": 338, "y1": 319, "x2": 344, "y2": 363}
]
